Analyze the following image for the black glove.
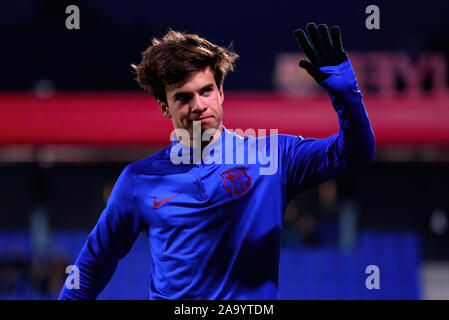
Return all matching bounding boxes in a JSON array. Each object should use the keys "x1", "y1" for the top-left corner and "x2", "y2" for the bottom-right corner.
[{"x1": 293, "y1": 23, "x2": 348, "y2": 83}]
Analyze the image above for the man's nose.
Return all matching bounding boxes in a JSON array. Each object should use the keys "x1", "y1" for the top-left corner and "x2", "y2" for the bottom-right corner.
[{"x1": 191, "y1": 94, "x2": 207, "y2": 112}]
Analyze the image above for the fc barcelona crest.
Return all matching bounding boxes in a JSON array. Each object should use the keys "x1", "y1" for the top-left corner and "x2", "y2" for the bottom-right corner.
[{"x1": 221, "y1": 166, "x2": 252, "y2": 196}]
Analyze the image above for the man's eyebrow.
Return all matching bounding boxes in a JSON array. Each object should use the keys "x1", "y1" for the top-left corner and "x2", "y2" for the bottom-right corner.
[
  {"x1": 172, "y1": 84, "x2": 215, "y2": 99},
  {"x1": 199, "y1": 84, "x2": 214, "y2": 92},
  {"x1": 172, "y1": 91, "x2": 192, "y2": 100}
]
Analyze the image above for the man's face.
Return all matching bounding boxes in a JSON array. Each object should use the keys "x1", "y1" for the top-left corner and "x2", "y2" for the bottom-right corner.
[{"x1": 158, "y1": 67, "x2": 224, "y2": 145}]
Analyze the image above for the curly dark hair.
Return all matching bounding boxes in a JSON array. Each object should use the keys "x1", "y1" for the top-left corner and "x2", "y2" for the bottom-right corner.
[{"x1": 132, "y1": 30, "x2": 238, "y2": 104}]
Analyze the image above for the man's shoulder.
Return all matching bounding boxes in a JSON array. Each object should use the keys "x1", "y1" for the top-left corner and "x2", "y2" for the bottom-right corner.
[
  {"x1": 125, "y1": 146, "x2": 171, "y2": 176},
  {"x1": 242, "y1": 132, "x2": 305, "y2": 149}
]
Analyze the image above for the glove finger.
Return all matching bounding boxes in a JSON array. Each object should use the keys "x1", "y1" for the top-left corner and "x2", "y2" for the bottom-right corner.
[
  {"x1": 299, "y1": 59, "x2": 329, "y2": 82},
  {"x1": 293, "y1": 29, "x2": 318, "y2": 64},
  {"x1": 330, "y1": 26, "x2": 344, "y2": 53},
  {"x1": 307, "y1": 23, "x2": 325, "y2": 56},
  {"x1": 318, "y1": 24, "x2": 333, "y2": 54}
]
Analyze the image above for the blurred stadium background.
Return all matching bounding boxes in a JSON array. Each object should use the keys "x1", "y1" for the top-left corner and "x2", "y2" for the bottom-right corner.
[{"x1": 1, "y1": 0, "x2": 448, "y2": 299}]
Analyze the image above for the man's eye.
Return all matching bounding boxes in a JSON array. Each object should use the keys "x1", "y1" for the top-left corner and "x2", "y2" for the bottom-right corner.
[
  {"x1": 202, "y1": 87, "x2": 213, "y2": 95},
  {"x1": 177, "y1": 95, "x2": 190, "y2": 102}
]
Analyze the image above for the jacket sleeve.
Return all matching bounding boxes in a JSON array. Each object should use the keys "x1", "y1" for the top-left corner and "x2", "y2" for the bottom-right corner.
[
  {"x1": 58, "y1": 165, "x2": 145, "y2": 300},
  {"x1": 280, "y1": 59, "x2": 375, "y2": 201}
]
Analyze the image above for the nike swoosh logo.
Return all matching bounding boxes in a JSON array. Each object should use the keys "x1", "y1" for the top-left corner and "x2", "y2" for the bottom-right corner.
[{"x1": 153, "y1": 193, "x2": 181, "y2": 208}]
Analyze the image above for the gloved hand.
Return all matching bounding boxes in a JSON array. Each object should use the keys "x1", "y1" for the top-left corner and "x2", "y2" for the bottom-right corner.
[{"x1": 293, "y1": 23, "x2": 348, "y2": 83}]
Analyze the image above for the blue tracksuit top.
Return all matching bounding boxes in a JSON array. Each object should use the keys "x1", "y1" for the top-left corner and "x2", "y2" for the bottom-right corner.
[{"x1": 59, "y1": 59, "x2": 375, "y2": 300}]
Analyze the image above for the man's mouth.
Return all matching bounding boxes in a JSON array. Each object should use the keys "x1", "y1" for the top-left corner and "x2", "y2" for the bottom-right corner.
[{"x1": 198, "y1": 116, "x2": 212, "y2": 123}]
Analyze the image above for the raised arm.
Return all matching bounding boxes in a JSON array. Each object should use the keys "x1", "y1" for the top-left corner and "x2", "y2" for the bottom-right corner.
[
  {"x1": 58, "y1": 165, "x2": 145, "y2": 299},
  {"x1": 281, "y1": 23, "x2": 375, "y2": 200}
]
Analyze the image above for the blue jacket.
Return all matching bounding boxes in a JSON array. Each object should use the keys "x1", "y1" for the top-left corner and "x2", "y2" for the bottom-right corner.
[{"x1": 59, "y1": 59, "x2": 375, "y2": 299}]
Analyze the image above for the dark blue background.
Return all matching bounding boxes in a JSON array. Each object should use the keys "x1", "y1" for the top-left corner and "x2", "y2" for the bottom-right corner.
[{"x1": 2, "y1": 0, "x2": 449, "y2": 90}]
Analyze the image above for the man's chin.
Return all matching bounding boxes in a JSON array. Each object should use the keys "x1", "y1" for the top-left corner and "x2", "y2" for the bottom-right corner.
[
  {"x1": 188, "y1": 120, "x2": 222, "y2": 134},
  {"x1": 201, "y1": 124, "x2": 220, "y2": 135}
]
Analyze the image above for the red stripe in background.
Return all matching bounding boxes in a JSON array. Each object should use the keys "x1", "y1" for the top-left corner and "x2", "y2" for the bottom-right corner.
[{"x1": 0, "y1": 91, "x2": 448, "y2": 146}]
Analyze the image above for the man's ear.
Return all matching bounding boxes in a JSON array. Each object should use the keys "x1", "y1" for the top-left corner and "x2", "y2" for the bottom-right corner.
[
  {"x1": 157, "y1": 100, "x2": 171, "y2": 118},
  {"x1": 219, "y1": 86, "x2": 224, "y2": 104}
]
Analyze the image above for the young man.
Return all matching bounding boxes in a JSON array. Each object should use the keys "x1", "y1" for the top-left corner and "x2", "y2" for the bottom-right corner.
[{"x1": 59, "y1": 23, "x2": 375, "y2": 299}]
